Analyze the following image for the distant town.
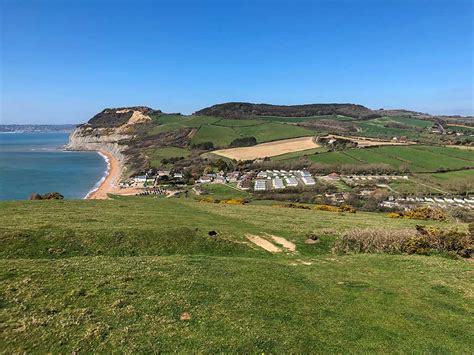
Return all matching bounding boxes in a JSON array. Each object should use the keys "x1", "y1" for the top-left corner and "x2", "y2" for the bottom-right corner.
[{"x1": 0, "y1": 124, "x2": 77, "y2": 133}]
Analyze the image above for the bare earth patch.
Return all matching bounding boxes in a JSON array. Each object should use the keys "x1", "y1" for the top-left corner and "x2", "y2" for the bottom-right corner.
[
  {"x1": 213, "y1": 136, "x2": 318, "y2": 161},
  {"x1": 269, "y1": 235, "x2": 296, "y2": 252},
  {"x1": 246, "y1": 235, "x2": 282, "y2": 253}
]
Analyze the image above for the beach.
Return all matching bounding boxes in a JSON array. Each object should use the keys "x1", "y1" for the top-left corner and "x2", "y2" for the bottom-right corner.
[{"x1": 87, "y1": 150, "x2": 140, "y2": 199}]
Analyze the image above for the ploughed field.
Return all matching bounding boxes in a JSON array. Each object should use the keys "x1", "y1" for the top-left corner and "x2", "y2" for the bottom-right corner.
[{"x1": 1, "y1": 197, "x2": 472, "y2": 352}]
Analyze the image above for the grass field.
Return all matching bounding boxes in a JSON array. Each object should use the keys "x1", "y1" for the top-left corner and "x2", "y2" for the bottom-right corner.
[
  {"x1": 270, "y1": 147, "x2": 328, "y2": 161},
  {"x1": 200, "y1": 183, "x2": 252, "y2": 199},
  {"x1": 258, "y1": 115, "x2": 352, "y2": 123},
  {"x1": 1, "y1": 197, "x2": 472, "y2": 352},
  {"x1": 412, "y1": 170, "x2": 474, "y2": 193},
  {"x1": 351, "y1": 116, "x2": 434, "y2": 140},
  {"x1": 148, "y1": 147, "x2": 191, "y2": 167},
  {"x1": 308, "y1": 146, "x2": 474, "y2": 172},
  {"x1": 191, "y1": 121, "x2": 314, "y2": 147},
  {"x1": 190, "y1": 124, "x2": 240, "y2": 147},
  {"x1": 149, "y1": 114, "x2": 314, "y2": 148}
]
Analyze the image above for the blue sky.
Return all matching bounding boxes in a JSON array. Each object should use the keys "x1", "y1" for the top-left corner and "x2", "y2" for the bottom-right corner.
[{"x1": 1, "y1": 0, "x2": 473, "y2": 124}]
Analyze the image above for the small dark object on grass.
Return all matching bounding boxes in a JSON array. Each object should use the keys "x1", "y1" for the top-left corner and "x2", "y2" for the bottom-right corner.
[
  {"x1": 305, "y1": 233, "x2": 320, "y2": 244},
  {"x1": 208, "y1": 230, "x2": 218, "y2": 237}
]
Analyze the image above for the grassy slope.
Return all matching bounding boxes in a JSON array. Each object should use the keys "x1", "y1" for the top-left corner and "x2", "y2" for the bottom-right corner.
[
  {"x1": 0, "y1": 198, "x2": 472, "y2": 352},
  {"x1": 308, "y1": 146, "x2": 474, "y2": 172},
  {"x1": 354, "y1": 116, "x2": 432, "y2": 139},
  {"x1": 270, "y1": 147, "x2": 328, "y2": 161},
  {"x1": 148, "y1": 114, "x2": 315, "y2": 147},
  {"x1": 191, "y1": 125, "x2": 240, "y2": 147},
  {"x1": 148, "y1": 147, "x2": 191, "y2": 167}
]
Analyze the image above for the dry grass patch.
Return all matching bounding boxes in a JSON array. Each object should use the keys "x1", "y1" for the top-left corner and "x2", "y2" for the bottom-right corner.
[{"x1": 213, "y1": 136, "x2": 318, "y2": 160}]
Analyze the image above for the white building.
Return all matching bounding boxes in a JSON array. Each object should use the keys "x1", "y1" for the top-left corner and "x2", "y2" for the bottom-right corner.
[
  {"x1": 254, "y1": 180, "x2": 267, "y2": 191},
  {"x1": 134, "y1": 175, "x2": 147, "y2": 183},
  {"x1": 302, "y1": 176, "x2": 316, "y2": 186},
  {"x1": 285, "y1": 177, "x2": 298, "y2": 187},
  {"x1": 272, "y1": 178, "x2": 285, "y2": 189}
]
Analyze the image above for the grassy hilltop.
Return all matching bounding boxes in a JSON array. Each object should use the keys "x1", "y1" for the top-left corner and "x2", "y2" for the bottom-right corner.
[{"x1": 1, "y1": 196, "x2": 473, "y2": 353}]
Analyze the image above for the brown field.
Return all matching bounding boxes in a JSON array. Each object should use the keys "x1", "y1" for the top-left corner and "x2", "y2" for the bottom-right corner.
[{"x1": 213, "y1": 136, "x2": 319, "y2": 160}]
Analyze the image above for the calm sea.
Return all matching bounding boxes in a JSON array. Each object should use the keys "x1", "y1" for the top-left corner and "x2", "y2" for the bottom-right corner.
[{"x1": 0, "y1": 132, "x2": 107, "y2": 200}]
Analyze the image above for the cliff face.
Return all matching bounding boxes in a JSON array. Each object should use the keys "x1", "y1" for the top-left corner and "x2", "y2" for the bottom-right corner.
[
  {"x1": 66, "y1": 126, "x2": 130, "y2": 164},
  {"x1": 65, "y1": 106, "x2": 159, "y2": 173}
]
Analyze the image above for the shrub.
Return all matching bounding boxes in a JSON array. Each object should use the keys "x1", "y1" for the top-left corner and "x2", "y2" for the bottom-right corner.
[
  {"x1": 220, "y1": 198, "x2": 246, "y2": 205},
  {"x1": 191, "y1": 141, "x2": 214, "y2": 150},
  {"x1": 314, "y1": 204, "x2": 356, "y2": 213},
  {"x1": 229, "y1": 137, "x2": 257, "y2": 147},
  {"x1": 200, "y1": 197, "x2": 247, "y2": 205},
  {"x1": 281, "y1": 203, "x2": 312, "y2": 210},
  {"x1": 448, "y1": 207, "x2": 474, "y2": 223},
  {"x1": 388, "y1": 206, "x2": 447, "y2": 221},
  {"x1": 333, "y1": 225, "x2": 473, "y2": 258}
]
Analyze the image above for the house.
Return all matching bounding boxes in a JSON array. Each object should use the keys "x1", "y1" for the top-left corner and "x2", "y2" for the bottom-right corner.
[
  {"x1": 214, "y1": 176, "x2": 226, "y2": 184},
  {"x1": 227, "y1": 172, "x2": 239, "y2": 182},
  {"x1": 198, "y1": 176, "x2": 212, "y2": 183},
  {"x1": 157, "y1": 170, "x2": 170, "y2": 177},
  {"x1": 134, "y1": 175, "x2": 147, "y2": 183},
  {"x1": 173, "y1": 173, "x2": 183, "y2": 179}
]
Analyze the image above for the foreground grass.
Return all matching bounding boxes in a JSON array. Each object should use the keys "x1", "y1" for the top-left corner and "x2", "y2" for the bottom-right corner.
[
  {"x1": 0, "y1": 198, "x2": 472, "y2": 352},
  {"x1": 2, "y1": 255, "x2": 472, "y2": 353}
]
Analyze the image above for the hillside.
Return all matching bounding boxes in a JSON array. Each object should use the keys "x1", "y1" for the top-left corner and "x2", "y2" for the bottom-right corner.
[
  {"x1": 1, "y1": 196, "x2": 473, "y2": 352},
  {"x1": 194, "y1": 102, "x2": 380, "y2": 119},
  {"x1": 64, "y1": 104, "x2": 473, "y2": 180}
]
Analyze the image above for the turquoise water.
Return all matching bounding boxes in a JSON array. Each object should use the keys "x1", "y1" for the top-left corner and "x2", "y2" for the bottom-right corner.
[{"x1": 0, "y1": 132, "x2": 107, "y2": 200}]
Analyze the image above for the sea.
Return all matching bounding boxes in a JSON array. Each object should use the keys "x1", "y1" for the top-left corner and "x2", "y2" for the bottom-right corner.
[{"x1": 0, "y1": 132, "x2": 107, "y2": 200}]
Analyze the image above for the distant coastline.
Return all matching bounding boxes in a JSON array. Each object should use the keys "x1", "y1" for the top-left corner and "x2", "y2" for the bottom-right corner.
[{"x1": 0, "y1": 124, "x2": 77, "y2": 133}]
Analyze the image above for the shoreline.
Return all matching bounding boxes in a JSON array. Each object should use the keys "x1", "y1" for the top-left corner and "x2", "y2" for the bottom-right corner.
[
  {"x1": 86, "y1": 150, "x2": 140, "y2": 199},
  {"x1": 86, "y1": 150, "x2": 120, "y2": 199}
]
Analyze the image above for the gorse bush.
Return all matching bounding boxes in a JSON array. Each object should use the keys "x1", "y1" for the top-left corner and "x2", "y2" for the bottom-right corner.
[
  {"x1": 387, "y1": 206, "x2": 447, "y2": 221},
  {"x1": 199, "y1": 197, "x2": 247, "y2": 205},
  {"x1": 333, "y1": 225, "x2": 473, "y2": 258},
  {"x1": 279, "y1": 203, "x2": 356, "y2": 213},
  {"x1": 315, "y1": 204, "x2": 356, "y2": 213}
]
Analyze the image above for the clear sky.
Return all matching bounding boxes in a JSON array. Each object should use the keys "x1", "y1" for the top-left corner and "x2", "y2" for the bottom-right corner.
[{"x1": 1, "y1": 0, "x2": 473, "y2": 124}]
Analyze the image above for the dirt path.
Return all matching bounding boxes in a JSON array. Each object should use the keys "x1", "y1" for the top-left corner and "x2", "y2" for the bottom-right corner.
[
  {"x1": 213, "y1": 136, "x2": 319, "y2": 161},
  {"x1": 246, "y1": 235, "x2": 282, "y2": 253},
  {"x1": 269, "y1": 235, "x2": 296, "y2": 252}
]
